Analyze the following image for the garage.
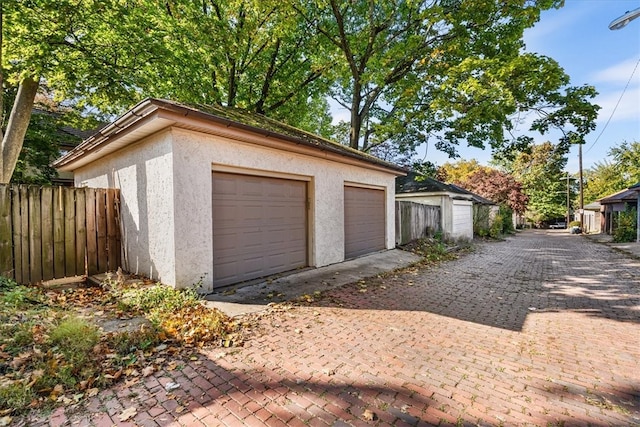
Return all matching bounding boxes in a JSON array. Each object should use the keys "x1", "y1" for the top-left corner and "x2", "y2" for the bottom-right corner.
[
  {"x1": 212, "y1": 172, "x2": 307, "y2": 288},
  {"x1": 344, "y1": 186, "x2": 385, "y2": 259},
  {"x1": 56, "y1": 99, "x2": 403, "y2": 290}
]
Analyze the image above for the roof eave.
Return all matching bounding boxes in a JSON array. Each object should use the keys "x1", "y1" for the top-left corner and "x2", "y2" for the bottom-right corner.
[{"x1": 54, "y1": 98, "x2": 406, "y2": 176}]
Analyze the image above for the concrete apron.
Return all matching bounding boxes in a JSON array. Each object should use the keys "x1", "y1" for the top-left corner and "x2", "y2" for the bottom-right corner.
[{"x1": 204, "y1": 249, "x2": 422, "y2": 317}]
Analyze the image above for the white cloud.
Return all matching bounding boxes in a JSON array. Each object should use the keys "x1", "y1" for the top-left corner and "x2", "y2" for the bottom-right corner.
[
  {"x1": 594, "y1": 82, "x2": 640, "y2": 123},
  {"x1": 591, "y1": 57, "x2": 640, "y2": 84}
]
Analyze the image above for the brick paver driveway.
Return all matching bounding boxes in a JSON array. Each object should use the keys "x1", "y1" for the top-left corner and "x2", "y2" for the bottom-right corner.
[{"x1": 36, "y1": 231, "x2": 640, "y2": 426}]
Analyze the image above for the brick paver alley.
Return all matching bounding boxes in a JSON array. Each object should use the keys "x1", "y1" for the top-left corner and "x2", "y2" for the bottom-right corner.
[{"x1": 23, "y1": 230, "x2": 640, "y2": 426}]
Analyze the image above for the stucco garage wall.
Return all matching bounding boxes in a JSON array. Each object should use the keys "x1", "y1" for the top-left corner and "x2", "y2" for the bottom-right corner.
[
  {"x1": 72, "y1": 131, "x2": 178, "y2": 285},
  {"x1": 170, "y1": 128, "x2": 397, "y2": 291}
]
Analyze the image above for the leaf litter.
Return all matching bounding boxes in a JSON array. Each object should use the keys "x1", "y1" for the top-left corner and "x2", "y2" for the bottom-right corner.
[{"x1": 0, "y1": 277, "x2": 247, "y2": 416}]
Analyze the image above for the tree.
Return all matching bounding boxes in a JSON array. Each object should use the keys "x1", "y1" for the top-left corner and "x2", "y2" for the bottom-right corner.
[
  {"x1": 583, "y1": 141, "x2": 640, "y2": 203},
  {"x1": 436, "y1": 159, "x2": 490, "y2": 184},
  {"x1": 453, "y1": 168, "x2": 528, "y2": 214},
  {"x1": 2, "y1": 0, "x2": 601, "y2": 184},
  {"x1": 0, "y1": 0, "x2": 167, "y2": 183},
  {"x1": 510, "y1": 141, "x2": 568, "y2": 223},
  {"x1": 4, "y1": 89, "x2": 102, "y2": 184},
  {"x1": 583, "y1": 161, "x2": 626, "y2": 205},
  {"x1": 1, "y1": 0, "x2": 340, "y2": 183},
  {"x1": 295, "y1": 0, "x2": 599, "y2": 158},
  {"x1": 609, "y1": 141, "x2": 640, "y2": 184},
  {"x1": 143, "y1": 0, "x2": 335, "y2": 133}
]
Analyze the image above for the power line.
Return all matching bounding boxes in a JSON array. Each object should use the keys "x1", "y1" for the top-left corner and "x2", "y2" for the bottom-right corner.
[{"x1": 585, "y1": 57, "x2": 640, "y2": 154}]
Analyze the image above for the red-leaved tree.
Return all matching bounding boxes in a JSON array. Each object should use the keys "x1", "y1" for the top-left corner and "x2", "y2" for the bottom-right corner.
[{"x1": 454, "y1": 169, "x2": 528, "y2": 214}]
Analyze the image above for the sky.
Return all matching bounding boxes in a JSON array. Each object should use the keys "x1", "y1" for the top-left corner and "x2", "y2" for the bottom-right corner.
[{"x1": 333, "y1": 1, "x2": 640, "y2": 174}]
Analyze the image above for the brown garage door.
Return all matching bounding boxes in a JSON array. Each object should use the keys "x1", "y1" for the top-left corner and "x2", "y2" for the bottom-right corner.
[
  {"x1": 212, "y1": 172, "x2": 307, "y2": 288},
  {"x1": 344, "y1": 186, "x2": 385, "y2": 259}
]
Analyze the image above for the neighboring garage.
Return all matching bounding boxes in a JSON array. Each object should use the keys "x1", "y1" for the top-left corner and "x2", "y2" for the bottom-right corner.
[
  {"x1": 395, "y1": 173, "x2": 476, "y2": 241},
  {"x1": 452, "y1": 200, "x2": 473, "y2": 240},
  {"x1": 54, "y1": 99, "x2": 404, "y2": 291}
]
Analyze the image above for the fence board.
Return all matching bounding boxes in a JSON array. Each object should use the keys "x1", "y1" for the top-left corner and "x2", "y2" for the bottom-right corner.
[
  {"x1": 0, "y1": 187, "x2": 11, "y2": 277},
  {"x1": 106, "y1": 189, "x2": 119, "y2": 271},
  {"x1": 75, "y1": 190, "x2": 87, "y2": 274},
  {"x1": 53, "y1": 186, "x2": 66, "y2": 278},
  {"x1": 395, "y1": 201, "x2": 441, "y2": 245},
  {"x1": 64, "y1": 188, "x2": 77, "y2": 277},
  {"x1": 40, "y1": 187, "x2": 54, "y2": 281},
  {"x1": 96, "y1": 189, "x2": 108, "y2": 272},
  {"x1": 19, "y1": 186, "x2": 29, "y2": 282},
  {"x1": 0, "y1": 184, "x2": 120, "y2": 284},
  {"x1": 11, "y1": 187, "x2": 23, "y2": 283},
  {"x1": 0, "y1": 186, "x2": 12, "y2": 277},
  {"x1": 28, "y1": 187, "x2": 43, "y2": 283},
  {"x1": 86, "y1": 189, "x2": 98, "y2": 276}
]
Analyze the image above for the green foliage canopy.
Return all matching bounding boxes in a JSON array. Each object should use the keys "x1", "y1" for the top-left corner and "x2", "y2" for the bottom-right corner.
[
  {"x1": 510, "y1": 141, "x2": 568, "y2": 222},
  {"x1": 583, "y1": 141, "x2": 640, "y2": 203},
  {"x1": 1, "y1": 0, "x2": 601, "y2": 183}
]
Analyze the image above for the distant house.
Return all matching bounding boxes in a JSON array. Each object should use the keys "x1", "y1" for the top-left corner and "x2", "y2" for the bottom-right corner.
[
  {"x1": 395, "y1": 173, "x2": 496, "y2": 240},
  {"x1": 581, "y1": 202, "x2": 602, "y2": 234},
  {"x1": 598, "y1": 184, "x2": 640, "y2": 234},
  {"x1": 53, "y1": 98, "x2": 405, "y2": 291}
]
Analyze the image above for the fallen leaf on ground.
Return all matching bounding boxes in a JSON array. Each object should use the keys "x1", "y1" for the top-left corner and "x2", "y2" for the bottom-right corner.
[
  {"x1": 362, "y1": 409, "x2": 377, "y2": 421},
  {"x1": 118, "y1": 406, "x2": 137, "y2": 421},
  {"x1": 141, "y1": 366, "x2": 155, "y2": 377}
]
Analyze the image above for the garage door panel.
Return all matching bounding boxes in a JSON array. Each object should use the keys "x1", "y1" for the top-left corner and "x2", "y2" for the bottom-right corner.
[
  {"x1": 212, "y1": 172, "x2": 307, "y2": 288},
  {"x1": 452, "y1": 201, "x2": 473, "y2": 239},
  {"x1": 344, "y1": 186, "x2": 385, "y2": 259}
]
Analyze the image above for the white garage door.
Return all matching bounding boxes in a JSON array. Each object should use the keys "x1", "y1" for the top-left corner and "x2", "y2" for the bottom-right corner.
[
  {"x1": 212, "y1": 172, "x2": 307, "y2": 288},
  {"x1": 344, "y1": 186, "x2": 386, "y2": 259},
  {"x1": 452, "y1": 200, "x2": 473, "y2": 240}
]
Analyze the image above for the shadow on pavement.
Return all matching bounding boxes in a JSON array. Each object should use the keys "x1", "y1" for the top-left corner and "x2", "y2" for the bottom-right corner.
[{"x1": 303, "y1": 230, "x2": 640, "y2": 331}]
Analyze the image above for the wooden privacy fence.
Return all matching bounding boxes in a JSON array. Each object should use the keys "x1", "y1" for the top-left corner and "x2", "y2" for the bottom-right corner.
[
  {"x1": 395, "y1": 201, "x2": 441, "y2": 245},
  {"x1": 0, "y1": 185, "x2": 121, "y2": 284}
]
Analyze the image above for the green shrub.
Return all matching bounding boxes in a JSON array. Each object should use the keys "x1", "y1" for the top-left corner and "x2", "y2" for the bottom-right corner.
[
  {"x1": 613, "y1": 209, "x2": 637, "y2": 243},
  {"x1": 473, "y1": 205, "x2": 491, "y2": 235},
  {"x1": 499, "y1": 206, "x2": 514, "y2": 234},
  {"x1": 476, "y1": 228, "x2": 489, "y2": 238},
  {"x1": 490, "y1": 214, "x2": 503, "y2": 238},
  {"x1": 569, "y1": 220, "x2": 581, "y2": 228},
  {"x1": 0, "y1": 275, "x2": 17, "y2": 290}
]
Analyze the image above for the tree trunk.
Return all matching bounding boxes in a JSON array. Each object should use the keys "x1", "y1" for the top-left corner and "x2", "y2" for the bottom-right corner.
[
  {"x1": 349, "y1": 84, "x2": 362, "y2": 150},
  {"x1": 1, "y1": 77, "x2": 39, "y2": 183}
]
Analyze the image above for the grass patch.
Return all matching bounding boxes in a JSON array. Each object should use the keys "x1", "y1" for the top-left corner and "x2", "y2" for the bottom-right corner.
[{"x1": 0, "y1": 276, "x2": 242, "y2": 417}]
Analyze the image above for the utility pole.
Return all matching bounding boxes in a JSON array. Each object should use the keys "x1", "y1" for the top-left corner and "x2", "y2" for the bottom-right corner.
[
  {"x1": 579, "y1": 143, "x2": 584, "y2": 230},
  {"x1": 566, "y1": 173, "x2": 570, "y2": 226}
]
